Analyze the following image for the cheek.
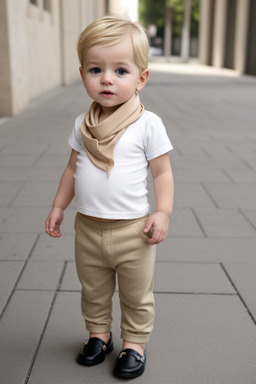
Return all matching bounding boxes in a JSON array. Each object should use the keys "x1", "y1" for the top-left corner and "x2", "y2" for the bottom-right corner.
[
  {"x1": 84, "y1": 78, "x2": 97, "y2": 95},
  {"x1": 119, "y1": 82, "x2": 137, "y2": 97}
]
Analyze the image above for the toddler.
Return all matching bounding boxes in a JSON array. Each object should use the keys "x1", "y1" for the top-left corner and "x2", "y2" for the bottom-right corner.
[{"x1": 45, "y1": 16, "x2": 174, "y2": 379}]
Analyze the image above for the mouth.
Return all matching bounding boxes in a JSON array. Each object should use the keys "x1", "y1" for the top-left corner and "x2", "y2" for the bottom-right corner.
[{"x1": 100, "y1": 90, "x2": 114, "y2": 95}]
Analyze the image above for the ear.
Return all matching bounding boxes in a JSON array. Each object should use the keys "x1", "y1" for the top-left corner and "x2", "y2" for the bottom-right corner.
[
  {"x1": 136, "y1": 69, "x2": 150, "y2": 91},
  {"x1": 79, "y1": 66, "x2": 86, "y2": 88}
]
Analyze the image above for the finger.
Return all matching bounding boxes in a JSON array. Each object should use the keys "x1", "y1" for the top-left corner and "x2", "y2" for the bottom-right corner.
[
  {"x1": 148, "y1": 231, "x2": 165, "y2": 245},
  {"x1": 48, "y1": 220, "x2": 56, "y2": 233},
  {"x1": 144, "y1": 217, "x2": 154, "y2": 233},
  {"x1": 45, "y1": 220, "x2": 62, "y2": 238},
  {"x1": 45, "y1": 220, "x2": 52, "y2": 236},
  {"x1": 48, "y1": 229, "x2": 62, "y2": 238}
]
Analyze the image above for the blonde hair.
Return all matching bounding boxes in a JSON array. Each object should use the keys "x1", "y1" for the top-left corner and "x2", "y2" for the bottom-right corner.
[{"x1": 77, "y1": 16, "x2": 149, "y2": 73}]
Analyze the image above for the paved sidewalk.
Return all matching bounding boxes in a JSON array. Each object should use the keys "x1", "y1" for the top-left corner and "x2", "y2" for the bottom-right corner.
[{"x1": 1, "y1": 62, "x2": 256, "y2": 384}]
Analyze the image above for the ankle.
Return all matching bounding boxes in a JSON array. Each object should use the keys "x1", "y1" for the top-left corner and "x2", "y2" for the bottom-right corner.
[
  {"x1": 122, "y1": 341, "x2": 145, "y2": 356},
  {"x1": 90, "y1": 332, "x2": 110, "y2": 344}
]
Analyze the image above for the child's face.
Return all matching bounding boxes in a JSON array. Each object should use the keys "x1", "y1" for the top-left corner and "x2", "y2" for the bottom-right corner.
[{"x1": 79, "y1": 35, "x2": 149, "y2": 114}]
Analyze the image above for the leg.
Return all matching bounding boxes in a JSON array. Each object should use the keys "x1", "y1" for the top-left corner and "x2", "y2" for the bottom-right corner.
[
  {"x1": 75, "y1": 213, "x2": 116, "y2": 335},
  {"x1": 75, "y1": 214, "x2": 116, "y2": 366},
  {"x1": 117, "y1": 243, "x2": 156, "y2": 350},
  {"x1": 114, "y1": 217, "x2": 156, "y2": 347},
  {"x1": 112, "y1": 217, "x2": 156, "y2": 378}
]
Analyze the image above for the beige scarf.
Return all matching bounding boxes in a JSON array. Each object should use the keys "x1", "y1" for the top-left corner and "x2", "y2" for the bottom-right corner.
[{"x1": 80, "y1": 92, "x2": 144, "y2": 175}]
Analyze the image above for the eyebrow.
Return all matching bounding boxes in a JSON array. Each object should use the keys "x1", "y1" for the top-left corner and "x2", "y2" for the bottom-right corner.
[
  {"x1": 84, "y1": 61, "x2": 100, "y2": 66},
  {"x1": 85, "y1": 60, "x2": 133, "y2": 67},
  {"x1": 114, "y1": 61, "x2": 132, "y2": 67}
]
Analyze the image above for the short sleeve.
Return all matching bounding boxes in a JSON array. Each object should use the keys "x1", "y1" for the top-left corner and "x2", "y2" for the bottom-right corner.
[
  {"x1": 144, "y1": 112, "x2": 173, "y2": 161},
  {"x1": 68, "y1": 112, "x2": 86, "y2": 152}
]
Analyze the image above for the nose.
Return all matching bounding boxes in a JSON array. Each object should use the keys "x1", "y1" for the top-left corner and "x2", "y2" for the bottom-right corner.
[{"x1": 101, "y1": 71, "x2": 113, "y2": 85}]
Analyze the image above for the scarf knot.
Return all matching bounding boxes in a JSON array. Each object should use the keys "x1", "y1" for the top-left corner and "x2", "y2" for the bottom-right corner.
[{"x1": 80, "y1": 93, "x2": 144, "y2": 175}]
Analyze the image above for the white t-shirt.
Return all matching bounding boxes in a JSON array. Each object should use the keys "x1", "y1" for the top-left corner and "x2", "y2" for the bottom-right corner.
[{"x1": 68, "y1": 110, "x2": 173, "y2": 219}]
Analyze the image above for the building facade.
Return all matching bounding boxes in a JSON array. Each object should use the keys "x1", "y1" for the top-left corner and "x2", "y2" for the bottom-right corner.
[
  {"x1": 199, "y1": 0, "x2": 256, "y2": 76},
  {"x1": 0, "y1": 0, "x2": 109, "y2": 116}
]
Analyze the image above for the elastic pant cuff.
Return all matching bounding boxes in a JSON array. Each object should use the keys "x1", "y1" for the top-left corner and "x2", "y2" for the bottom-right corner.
[
  {"x1": 121, "y1": 330, "x2": 151, "y2": 344},
  {"x1": 86, "y1": 324, "x2": 112, "y2": 334}
]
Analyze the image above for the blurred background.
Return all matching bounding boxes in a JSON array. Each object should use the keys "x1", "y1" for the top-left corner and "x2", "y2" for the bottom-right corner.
[{"x1": 0, "y1": 0, "x2": 255, "y2": 117}]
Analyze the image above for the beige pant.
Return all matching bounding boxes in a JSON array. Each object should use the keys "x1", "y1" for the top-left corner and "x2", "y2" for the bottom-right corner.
[{"x1": 75, "y1": 212, "x2": 156, "y2": 344}]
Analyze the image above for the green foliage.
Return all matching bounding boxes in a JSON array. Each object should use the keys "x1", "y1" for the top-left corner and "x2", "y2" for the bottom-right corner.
[
  {"x1": 191, "y1": 0, "x2": 200, "y2": 37},
  {"x1": 138, "y1": 0, "x2": 166, "y2": 31},
  {"x1": 139, "y1": 0, "x2": 200, "y2": 38}
]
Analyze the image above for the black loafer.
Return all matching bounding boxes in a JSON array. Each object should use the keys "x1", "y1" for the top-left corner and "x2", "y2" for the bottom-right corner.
[
  {"x1": 114, "y1": 349, "x2": 146, "y2": 379},
  {"x1": 76, "y1": 333, "x2": 113, "y2": 366}
]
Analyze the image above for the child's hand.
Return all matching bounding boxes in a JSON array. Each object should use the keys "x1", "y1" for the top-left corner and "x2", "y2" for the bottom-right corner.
[
  {"x1": 45, "y1": 207, "x2": 64, "y2": 238},
  {"x1": 143, "y1": 212, "x2": 169, "y2": 244}
]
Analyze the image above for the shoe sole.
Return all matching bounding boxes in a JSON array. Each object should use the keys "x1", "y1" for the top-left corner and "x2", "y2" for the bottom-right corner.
[{"x1": 113, "y1": 365, "x2": 145, "y2": 379}]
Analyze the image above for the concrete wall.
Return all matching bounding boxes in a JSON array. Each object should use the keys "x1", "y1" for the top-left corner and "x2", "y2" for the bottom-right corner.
[
  {"x1": 0, "y1": 0, "x2": 107, "y2": 116},
  {"x1": 0, "y1": 0, "x2": 13, "y2": 115},
  {"x1": 199, "y1": 0, "x2": 254, "y2": 76},
  {"x1": 26, "y1": 0, "x2": 62, "y2": 100},
  {"x1": 234, "y1": 0, "x2": 250, "y2": 74},
  {"x1": 59, "y1": 0, "x2": 81, "y2": 86}
]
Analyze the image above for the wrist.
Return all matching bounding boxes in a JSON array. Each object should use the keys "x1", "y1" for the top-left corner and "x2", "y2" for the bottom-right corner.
[
  {"x1": 52, "y1": 206, "x2": 64, "y2": 212},
  {"x1": 155, "y1": 210, "x2": 171, "y2": 218}
]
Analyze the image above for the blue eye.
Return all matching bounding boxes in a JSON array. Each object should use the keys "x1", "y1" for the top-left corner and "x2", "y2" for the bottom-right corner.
[
  {"x1": 116, "y1": 68, "x2": 127, "y2": 75},
  {"x1": 90, "y1": 67, "x2": 101, "y2": 74}
]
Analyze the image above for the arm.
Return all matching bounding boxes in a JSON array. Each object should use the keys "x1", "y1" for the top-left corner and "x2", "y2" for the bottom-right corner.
[
  {"x1": 144, "y1": 153, "x2": 174, "y2": 244},
  {"x1": 45, "y1": 149, "x2": 78, "y2": 238}
]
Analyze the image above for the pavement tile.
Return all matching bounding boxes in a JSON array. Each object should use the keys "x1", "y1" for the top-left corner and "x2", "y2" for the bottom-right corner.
[
  {"x1": 35, "y1": 153, "x2": 70, "y2": 168},
  {"x1": 60, "y1": 261, "x2": 80, "y2": 291},
  {"x1": 0, "y1": 154, "x2": 40, "y2": 168},
  {"x1": 0, "y1": 290, "x2": 54, "y2": 384},
  {"x1": 169, "y1": 208, "x2": 205, "y2": 238},
  {"x1": 31, "y1": 233, "x2": 75, "y2": 261},
  {"x1": 0, "y1": 207, "x2": 75, "y2": 234},
  {"x1": 173, "y1": 168, "x2": 230, "y2": 183},
  {"x1": 171, "y1": 153, "x2": 251, "y2": 173},
  {"x1": 170, "y1": 153, "x2": 224, "y2": 170},
  {"x1": 237, "y1": 153, "x2": 256, "y2": 171},
  {"x1": 157, "y1": 237, "x2": 256, "y2": 263},
  {"x1": 228, "y1": 145, "x2": 256, "y2": 163},
  {"x1": 227, "y1": 139, "x2": 256, "y2": 154},
  {"x1": 224, "y1": 168, "x2": 256, "y2": 183},
  {"x1": 193, "y1": 208, "x2": 256, "y2": 238},
  {"x1": 11, "y1": 182, "x2": 60, "y2": 207},
  {"x1": 0, "y1": 182, "x2": 24, "y2": 206},
  {"x1": 174, "y1": 142, "x2": 210, "y2": 156},
  {"x1": 154, "y1": 262, "x2": 235, "y2": 294},
  {"x1": 27, "y1": 166, "x2": 64, "y2": 182},
  {"x1": 0, "y1": 207, "x2": 49, "y2": 233},
  {"x1": 17, "y1": 260, "x2": 64, "y2": 291},
  {"x1": 44, "y1": 143, "x2": 71, "y2": 156},
  {"x1": 240, "y1": 209, "x2": 256, "y2": 230},
  {"x1": 204, "y1": 183, "x2": 256, "y2": 209},
  {"x1": 0, "y1": 141, "x2": 48, "y2": 156},
  {"x1": 0, "y1": 261, "x2": 24, "y2": 314},
  {"x1": 223, "y1": 262, "x2": 256, "y2": 320},
  {"x1": 0, "y1": 233, "x2": 38, "y2": 260},
  {"x1": 202, "y1": 144, "x2": 242, "y2": 161},
  {"x1": 22, "y1": 292, "x2": 93, "y2": 384},
  {"x1": 210, "y1": 131, "x2": 255, "y2": 144},
  {"x1": 150, "y1": 294, "x2": 256, "y2": 384},
  {"x1": 0, "y1": 167, "x2": 32, "y2": 182},
  {"x1": 174, "y1": 183, "x2": 217, "y2": 208}
]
